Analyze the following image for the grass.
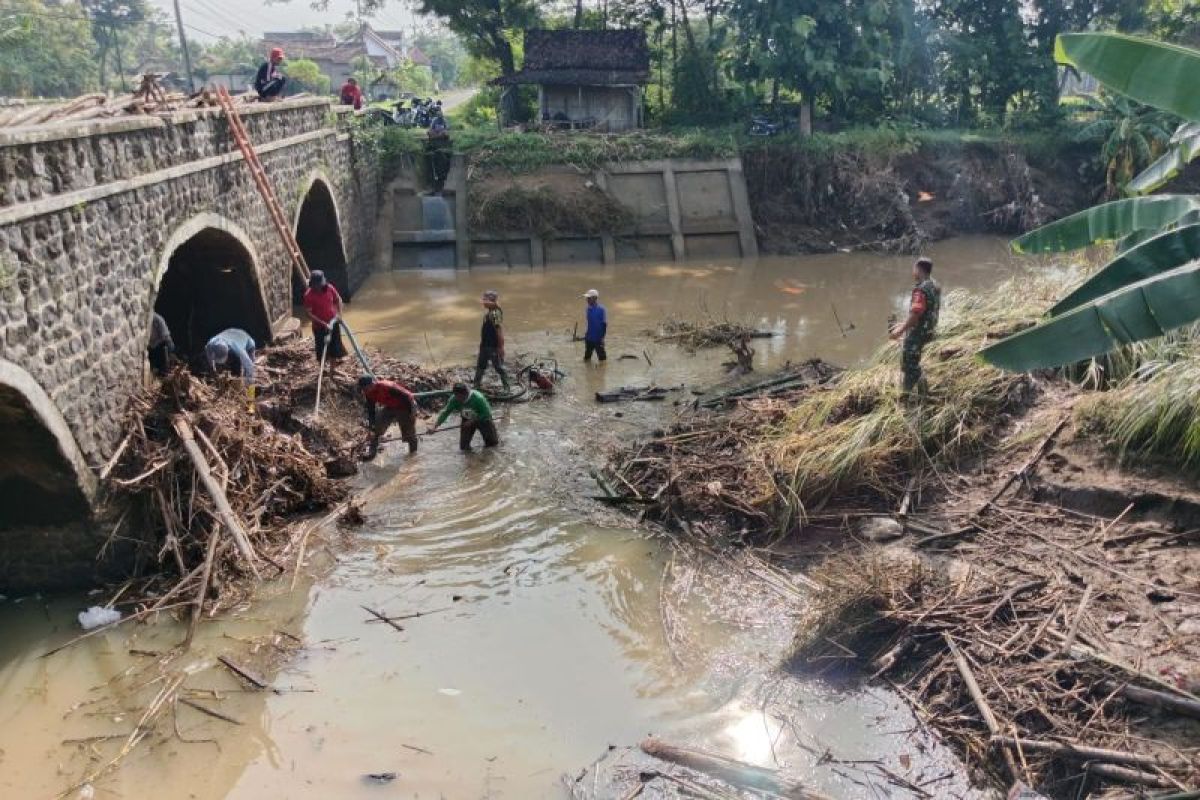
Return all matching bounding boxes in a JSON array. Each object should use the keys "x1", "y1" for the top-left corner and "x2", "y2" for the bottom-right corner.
[
  {"x1": 1076, "y1": 323, "x2": 1200, "y2": 470},
  {"x1": 750, "y1": 271, "x2": 1079, "y2": 527}
]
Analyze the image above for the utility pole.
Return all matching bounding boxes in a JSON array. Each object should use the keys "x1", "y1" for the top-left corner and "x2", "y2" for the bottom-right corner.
[{"x1": 172, "y1": 0, "x2": 196, "y2": 94}]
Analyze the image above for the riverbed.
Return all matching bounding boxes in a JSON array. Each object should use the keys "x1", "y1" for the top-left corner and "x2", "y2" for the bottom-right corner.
[{"x1": 0, "y1": 238, "x2": 1022, "y2": 799}]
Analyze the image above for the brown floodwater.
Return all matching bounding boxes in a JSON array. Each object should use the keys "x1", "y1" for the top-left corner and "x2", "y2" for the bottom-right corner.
[{"x1": 0, "y1": 238, "x2": 1022, "y2": 799}]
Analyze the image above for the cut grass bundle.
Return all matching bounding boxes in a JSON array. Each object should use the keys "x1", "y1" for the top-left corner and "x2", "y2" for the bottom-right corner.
[{"x1": 469, "y1": 182, "x2": 635, "y2": 237}]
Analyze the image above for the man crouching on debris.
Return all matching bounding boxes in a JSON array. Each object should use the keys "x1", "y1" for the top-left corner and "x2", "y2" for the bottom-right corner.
[
  {"x1": 430, "y1": 382, "x2": 499, "y2": 451},
  {"x1": 206, "y1": 328, "x2": 256, "y2": 387},
  {"x1": 889, "y1": 257, "x2": 941, "y2": 398},
  {"x1": 359, "y1": 376, "x2": 420, "y2": 459}
]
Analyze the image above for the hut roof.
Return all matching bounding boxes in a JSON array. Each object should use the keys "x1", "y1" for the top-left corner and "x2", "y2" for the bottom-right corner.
[{"x1": 494, "y1": 29, "x2": 650, "y2": 86}]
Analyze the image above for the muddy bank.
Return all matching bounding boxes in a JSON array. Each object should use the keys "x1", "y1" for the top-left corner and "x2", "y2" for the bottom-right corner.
[
  {"x1": 744, "y1": 137, "x2": 1095, "y2": 255},
  {"x1": 604, "y1": 285, "x2": 1200, "y2": 797}
]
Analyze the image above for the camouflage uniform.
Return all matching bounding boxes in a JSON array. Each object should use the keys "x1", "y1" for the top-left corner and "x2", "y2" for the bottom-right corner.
[{"x1": 902, "y1": 278, "x2": 941, "y2": 395}]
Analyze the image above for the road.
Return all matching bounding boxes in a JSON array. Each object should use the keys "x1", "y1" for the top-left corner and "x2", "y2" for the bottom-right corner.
[{"x1": 439, "y1": 86, "x2": 478, "y2": 111}]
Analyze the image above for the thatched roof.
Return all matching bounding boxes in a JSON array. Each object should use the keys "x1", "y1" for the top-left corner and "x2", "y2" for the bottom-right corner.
[{"x1": 494, "y1": 29, "x2": 650, "y2": 86}]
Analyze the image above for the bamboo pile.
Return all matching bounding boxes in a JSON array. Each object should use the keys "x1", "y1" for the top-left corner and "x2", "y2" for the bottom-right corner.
[
  {"x1": 648, "y1": 316, "x2": 776, "y2": 349},
  {"x1": 789, "y1": 495, "x2": 1200, "y2": 796}
]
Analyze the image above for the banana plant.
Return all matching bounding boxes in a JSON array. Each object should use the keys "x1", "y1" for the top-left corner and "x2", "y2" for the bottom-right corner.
[{"x1": 982, "y1": 33, "x2": 1200, "y2": 371}]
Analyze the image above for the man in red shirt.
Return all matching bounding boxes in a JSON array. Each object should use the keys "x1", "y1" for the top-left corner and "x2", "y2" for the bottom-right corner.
[
  {"x1": 302, "y1": 270, "x2": 346, "y2": 366},
  {"x1": 339, "y1": 77, "x2": 364, "y2": 111},
  {"x1": 359, "y1": 376, "x2": 419, "y2": 458}
]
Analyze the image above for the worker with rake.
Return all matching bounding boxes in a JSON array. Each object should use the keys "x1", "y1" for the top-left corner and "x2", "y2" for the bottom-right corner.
[
  {"x1": 302, "y1": 270, "x2": 346, "y2": 368},
  {"x1": 889, "y1": 257, "x2": 941, "y2": 399},
  {"x1": 359, "y1": 376, "x2": 420, "y2": 459},
  {"x1": 430, "y1": 383, "x2": 499, "y2": 451}
]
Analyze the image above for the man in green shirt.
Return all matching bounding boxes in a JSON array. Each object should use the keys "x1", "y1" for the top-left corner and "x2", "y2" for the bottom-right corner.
[{"x1": 430, "y1": 383, "x2": 500, "y2": 450}]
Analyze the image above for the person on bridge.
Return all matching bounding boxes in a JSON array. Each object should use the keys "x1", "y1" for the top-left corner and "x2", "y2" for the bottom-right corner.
[
  {"x1": 255, "y1": 48, "x2": 287, "y2": 101},
  {"x1": 430, "y1": 383, "x2": 499, "y2": 451},
  {"x1": 359, "y1": 376, "x2": 419, "y2": 459},
  {"x1": 205, "y1": 328, "x2": 256, "y2": 387},
  {"x1": 302, "y1": 270, "x2": 346, "y2": 366},
  {"x1": 474, "y1": 290, "x2": 510, "y2": 391},
  {"x1": 889, "y1": 257, "x2": 941, "y2": 399},
  {"x1": 147, "y1": 312, "x2": 175, "y2": 377},
  {"x1": 339, "y1": 77, "x2": 364, "y2": 111},
  {"x1": 582, "y1": 289, "x2": 607, "y2": 363}
]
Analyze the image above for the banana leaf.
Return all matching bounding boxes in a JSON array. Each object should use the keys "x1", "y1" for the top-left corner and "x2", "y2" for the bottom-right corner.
[
  {"x1": 1011, "y1": 195, "x2": 1200, "y2": 254},
  {"x1": 1051, "y1": 223, "x2": 1200, "y2": 315},
  {"x1": 1056, "y1": 33, "x2": 1200, "y2": 121},
  {"x1": 980, "y1": 261, "x2": 1200, "y2": 371},
  {"x1": 1128, "y1": 123, "x2": 1200, "y2": 195}
]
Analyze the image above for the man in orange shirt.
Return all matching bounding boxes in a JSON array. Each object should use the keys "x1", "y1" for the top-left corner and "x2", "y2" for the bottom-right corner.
[
  {"x1": 302, "y1": 270, "x2": 346, "y2": 366},
  {"x1": 339, "y1": 77, "x2": 364, "y2": 110},
  {"x1": 359, "y1": 376, "x2": 419, "y2": 458}
]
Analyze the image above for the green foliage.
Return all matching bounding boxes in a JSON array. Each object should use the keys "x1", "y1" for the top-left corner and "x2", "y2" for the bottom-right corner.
[
  {"x1": 0, "y1": 0, "x2": 98, "y2": 97},
  {"x1": 1057, "y1": 32, "x2": 1200, "y2": 122},
  {"x1": 1074, "y1": 91, "x2": 1174, "y2": 197},
  {"x1": 287, "y1": 58, "x2": 331, "y2": 95},
  {"x1": 1011, "y1": 195, "x2": 1200, "y2": 254},
  {"x1": 415, "y1": 0, "x2": 539, "y2": 76}
]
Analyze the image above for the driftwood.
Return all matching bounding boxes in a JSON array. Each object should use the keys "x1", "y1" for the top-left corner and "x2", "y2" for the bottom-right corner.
[
  {"x1": 171, "y1": 416, "x2": 261, "y2": 578},
  {"x1": 945, "y1": 633, "x2": 1020, "y2": 781},
  {"x1": 991, "y1": 736, "x2": 1189, "y2": 770},
  {"x1": 1109, "y1": 682, "x2": 1200, "y2": 720},
  {"x1": 639, "y1": 737, "x2": 834, "y2": 799},
  {"x1": 217, "y1": 656, "x2": 270, "y2": 690}
]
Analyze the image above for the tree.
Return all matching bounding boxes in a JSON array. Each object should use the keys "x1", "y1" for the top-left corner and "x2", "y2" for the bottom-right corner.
[
  {"x1": 414, "y1": 30, "x2": 469, "y2": 88},
  {"x1": 414, "y1": 0, "x2": 540, "y2": 78},
  {"x1": 287, "y1": 58, "x2": 331, "y2": 95},
  {"x1": 80, "y1": 0, "x2": 147, "y2": 91},
  {"x1": 1075, "y1": 90, "x2": 1173, "y2": 198},
  {"x1": 982, "y1": 34, "x2": 1200, "y2": 372},
  {"x1": 0, "y1": 0, "x2": 98, "y2": 97}
]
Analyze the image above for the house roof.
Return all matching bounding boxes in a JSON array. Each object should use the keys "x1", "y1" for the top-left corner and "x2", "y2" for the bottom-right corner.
[
  {"x1": 494, "y1": 29, "x2": 650, "y2": 86},
  {"x1": 405, "y1": 45, "x2": 432, "y2": 67},
  {"x1": 261, "y1": 25, "x2": 402, "y2": 70}
]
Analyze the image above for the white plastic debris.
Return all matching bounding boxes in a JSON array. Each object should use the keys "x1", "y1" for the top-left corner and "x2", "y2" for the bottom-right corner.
[{"x1": 77, "y1": 606, "x2": 122, "y2": 630}]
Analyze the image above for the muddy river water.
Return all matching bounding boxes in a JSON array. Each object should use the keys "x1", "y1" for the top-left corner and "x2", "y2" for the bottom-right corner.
[{"x1": 0, "y1": 238, "x2": 1023, "y2": 799}]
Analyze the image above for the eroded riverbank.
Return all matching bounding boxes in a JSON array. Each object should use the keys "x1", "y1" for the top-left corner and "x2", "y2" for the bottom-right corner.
[{"x1": 0, "y1": 240, "x2": 1024, "y2": 799}]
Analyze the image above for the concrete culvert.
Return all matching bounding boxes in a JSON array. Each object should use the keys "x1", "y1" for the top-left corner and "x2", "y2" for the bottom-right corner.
[
  {"x1": 295, "y1": 179, "x2": 350, "y2": 299},
  {"x1": 154, "y1": 227, "x2": 272, "y2": 362}
]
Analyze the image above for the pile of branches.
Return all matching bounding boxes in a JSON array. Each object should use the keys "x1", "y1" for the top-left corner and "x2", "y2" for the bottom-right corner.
[
  {"x1": 104, "y1": 339, "x2": 457, "y2": 613},
  {"x1": 789, "y1": 498, "x2": 1200, "y2": 797},
  {"x1": 648, "y1": 317, "x2": 775, "y2": 349},
  {"x1": 608, "y1": 363, "x2": 839, "y2": 532}
]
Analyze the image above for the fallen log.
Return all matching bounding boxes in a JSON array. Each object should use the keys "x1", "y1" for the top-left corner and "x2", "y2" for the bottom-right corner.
[
  {"x1": 639, "y1": 737, "x2": 834, "y2": 799},
  {"x1": 172, "y1": 416, "x2": 261, "y2": 579},
  {"x1": 1084, "y1": 762, "x2": 1179, "y2": 789},
  {"x1": 1108, "y1": 682, "x2": 1200, "y2": 720},
  {"x1": 944, "y1": 633, "x2": 1019, "y2": 781}
]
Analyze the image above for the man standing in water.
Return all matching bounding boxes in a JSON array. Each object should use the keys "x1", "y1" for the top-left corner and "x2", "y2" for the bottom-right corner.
[
  {"x1": 582, "y1": 289, "x2": 607, "y2": 363},
  {"x1": 359, "y1": 376, "x2": 419, "y2": 459},
  {"x1": 890, "y1": 257, "x2": 941, "y2": 398},
  {"x1": 430, "y1": 382, "x2": 499, "y2": 450},
  {"x1": 474, "y1": 290, "x2": 510, "y2": 391}
]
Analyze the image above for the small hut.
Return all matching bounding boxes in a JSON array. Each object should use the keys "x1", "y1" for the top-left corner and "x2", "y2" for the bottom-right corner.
[{"x1": 494, "y1": 29, "x2": 650, "y2": 132}]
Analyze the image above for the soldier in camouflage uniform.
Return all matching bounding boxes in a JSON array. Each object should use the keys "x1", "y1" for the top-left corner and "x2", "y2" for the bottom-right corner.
[{"x1": 889, "y1": 258, "x2": 941, "y2": 397}]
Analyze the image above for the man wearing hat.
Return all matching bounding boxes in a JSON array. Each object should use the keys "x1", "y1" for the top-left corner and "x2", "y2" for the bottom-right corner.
[
  {"x1": 205, "y1": 328, "x2": 256, "y2": 386},
  {"x1": 582, "y1": 289, "x2": 607, "y2": 362},
  {"x1": 302, "y1": 270, "x2": 346, "y2": 365},
  {"x1": 255, "y1": 47, "x2": 287, "y2": 101},
  {"x1": 474, "y1": 290, "x2": 510, "y2": 390}
]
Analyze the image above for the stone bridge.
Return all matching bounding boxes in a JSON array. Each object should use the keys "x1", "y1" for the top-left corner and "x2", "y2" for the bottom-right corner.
[{"x1": 0, "y1": 99, "x2": 382, "y2": 591}]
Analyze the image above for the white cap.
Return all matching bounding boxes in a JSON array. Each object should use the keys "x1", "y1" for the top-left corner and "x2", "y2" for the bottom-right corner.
[{"x1": 582, "y1": 289, "x2": 599, "y2": 299}]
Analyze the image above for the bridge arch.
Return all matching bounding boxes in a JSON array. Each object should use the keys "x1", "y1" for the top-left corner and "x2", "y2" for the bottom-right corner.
[
  {"x1": 294, "y1": 171, "x2": 351, "y2": 299},
  {"x1": 0, "y1": 360, "x2": 96, "y2": 535},
  {"x1": 153, "y1": 214, "x2": 273, "y2": 362}
]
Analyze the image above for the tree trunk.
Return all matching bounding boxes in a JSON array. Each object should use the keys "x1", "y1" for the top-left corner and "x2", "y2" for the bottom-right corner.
[
  {"x1": 574, "y1": 0, "x2": 583, "y2": 28},
  {"x1": 677, "y1": 0, "x2": 698, "y2": 53},
  {"x1": 799, "y1": 98, "x2": 813, "y2": 137}
]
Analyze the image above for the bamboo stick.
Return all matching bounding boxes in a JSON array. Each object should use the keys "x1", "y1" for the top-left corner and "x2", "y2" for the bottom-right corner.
[{"x1": 171, "y1": 416, "x2": 260, "y2": 578}]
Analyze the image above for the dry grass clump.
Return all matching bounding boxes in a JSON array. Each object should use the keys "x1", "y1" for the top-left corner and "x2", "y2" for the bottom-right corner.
[
  {"x1": 470, "y1": 183, "x2": 635, "y2": 237},
  {"x1": 786, "y1": 547, "x2": 927, "y2": 678},
  {"x1": 756, "y1": 278, "x2": 1064, "y2": 524}
]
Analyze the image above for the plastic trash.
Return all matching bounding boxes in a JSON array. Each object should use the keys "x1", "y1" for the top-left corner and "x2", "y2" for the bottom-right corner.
[{"x1": 78, "y1": 606, "x2": 122, "y2": 630}]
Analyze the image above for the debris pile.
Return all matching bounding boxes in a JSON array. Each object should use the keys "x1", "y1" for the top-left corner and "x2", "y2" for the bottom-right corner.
[
  {"x1": 103, "y1": 339, "x2": 455, "y2": 614},
  {"x1": 648, "y1": 317, "x2": 775, "y2": 349}
]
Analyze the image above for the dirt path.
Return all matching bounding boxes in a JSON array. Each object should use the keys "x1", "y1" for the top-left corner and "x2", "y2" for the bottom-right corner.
[{"x1": 438, "y1": 86, "x2": 477, "y2": 110}]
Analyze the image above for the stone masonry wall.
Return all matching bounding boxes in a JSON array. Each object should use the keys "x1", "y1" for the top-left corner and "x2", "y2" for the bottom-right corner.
[{"x1": 0, "y1": 99, "x2": 381, "y2": 476}]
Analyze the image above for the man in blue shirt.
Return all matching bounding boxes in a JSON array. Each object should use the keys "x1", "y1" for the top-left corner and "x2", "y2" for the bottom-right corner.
[
  {"x1": 205, "y1": 328, "x2": 256, "y2": 386},
  {"x1": 582, "y1": 289, "x2": 607, "y2": 362}
]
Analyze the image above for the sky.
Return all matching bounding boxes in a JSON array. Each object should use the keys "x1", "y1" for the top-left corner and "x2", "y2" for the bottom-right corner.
[{"x1": 147, "y1": 0, "x2": 422, "y2": 42}]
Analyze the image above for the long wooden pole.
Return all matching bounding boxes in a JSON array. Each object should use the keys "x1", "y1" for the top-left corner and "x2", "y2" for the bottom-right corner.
[{"x1": 171, "y1": 416, "x2": 260, "y2": 578}]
